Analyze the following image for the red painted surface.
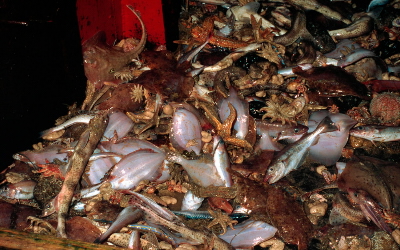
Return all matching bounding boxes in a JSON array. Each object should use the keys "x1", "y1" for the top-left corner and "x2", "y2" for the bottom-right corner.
[{"x1": 76, "y1": 0, "x2": 166, "y2": 46}]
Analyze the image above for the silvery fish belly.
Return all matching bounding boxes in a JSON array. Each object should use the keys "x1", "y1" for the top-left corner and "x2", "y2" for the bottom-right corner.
[{"x1": 0, "y1": 180, "x2": 36, "y2": 200}]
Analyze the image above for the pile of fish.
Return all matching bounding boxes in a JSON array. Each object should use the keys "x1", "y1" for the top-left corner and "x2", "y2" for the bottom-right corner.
[{"x1": 2, "y1": 0, "x2": 400, "y2": 249}]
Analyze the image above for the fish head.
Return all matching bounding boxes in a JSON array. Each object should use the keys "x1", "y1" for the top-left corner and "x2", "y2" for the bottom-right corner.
[
  {"x1": 347, "y1": 188, "x2": 369, "y2": 204},
  {"x1": 349, "y1": 126, "x2": 370, "y2": 137},
  {"x1": 41, "y1": 196, "x2": 57, "y2": 217},
  {"x1": 264, "y1": 161, "x2": 286, "y2": 184},
  {"x1": 278, "y1": 123, "x2": 309, "y2": 140},
  {"x1": 82, "y1": 31, "x2": 116, "y2": 88},
  {"x1": 0, "y1": 185, "x2": 8, "y2": 198}
]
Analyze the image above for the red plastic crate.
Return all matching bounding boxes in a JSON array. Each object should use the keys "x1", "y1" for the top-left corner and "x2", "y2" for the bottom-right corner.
[{"x1": 76, "y1": 0, "x2": 167, "y2": 46}]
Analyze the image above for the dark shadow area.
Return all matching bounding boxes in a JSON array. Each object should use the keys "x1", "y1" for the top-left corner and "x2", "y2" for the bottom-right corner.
[{"x1": 0, "y1": 0, "x2": 87, "y2": 168}]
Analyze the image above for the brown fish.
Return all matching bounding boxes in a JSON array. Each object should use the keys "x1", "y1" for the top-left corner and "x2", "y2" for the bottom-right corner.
[
  {"x1": 266, "y1": 186, "x2": 313, "y2": 250},
  {"x1": 82, "y1": 6, "x2": 147, "y2": 89},
  {"x1": 293, "y1": 65, "x2": 370, "y2": 99},
  {"x1": 337, "y1": 157, "x2": 394, "y2": 211}
]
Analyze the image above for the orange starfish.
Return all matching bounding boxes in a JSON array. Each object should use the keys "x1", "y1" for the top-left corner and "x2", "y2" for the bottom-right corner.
[{"x1": 191, "y1": 16, "x2": 249, "y2": 49}]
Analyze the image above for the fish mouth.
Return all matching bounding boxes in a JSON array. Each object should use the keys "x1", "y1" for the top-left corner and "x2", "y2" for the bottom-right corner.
[{"x1": 264, "y1": 174, "x2": 277, "y2": 184}]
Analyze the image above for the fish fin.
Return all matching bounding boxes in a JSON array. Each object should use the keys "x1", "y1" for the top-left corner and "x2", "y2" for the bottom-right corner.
[
  {"x1": 318, "y1": 116, "x2": 338, "y2": 133},
  {"x1": 363, "y1": 204, "x2": 393, "y2": 233},
  {"x1": 329, "y1": 206, "x2": 350, "y2": 225},
  {"x1": 39, "y1": 128, "x2": 52, "y2": 138},
  {"x1": 312, "y1": 136, "x2": 320, "y2": 146}
]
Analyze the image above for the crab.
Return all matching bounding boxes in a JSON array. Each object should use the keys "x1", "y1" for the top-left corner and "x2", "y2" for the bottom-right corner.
[
  {"x1": 33, "y1": 160, "x2": 65, "y2": 180},
  {"x1": 260, "y1": 95, "x2": 307, "y2": 125},
  {"x1": 126, "y1": 92, "x2": 162, "y2": 135}
]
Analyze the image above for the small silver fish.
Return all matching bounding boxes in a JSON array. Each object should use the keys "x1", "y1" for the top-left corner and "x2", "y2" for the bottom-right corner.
[
  {"x1": 39, "y1": 114, "x2": 95, "y2": 138},
  {"x1": 0, "y1": 180, "x2": 36, "y2": 200},
  {"x1": 213, "y1": 136, "x2": 233, "y2": 187},
  {"x1": 350, "y1": 125, "x2": 400, "y2": 142},
  {"x1": 264, "y1": 116, "x2": 337, "y2": 184}
]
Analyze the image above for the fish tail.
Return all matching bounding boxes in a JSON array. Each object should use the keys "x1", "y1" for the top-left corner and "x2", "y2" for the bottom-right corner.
[
  {"x1": 318, "y1": 116, "x2": 338, "y2": 133},
  {"x1": 39, "y1": 128, "x2": 54, "y2": 138}
]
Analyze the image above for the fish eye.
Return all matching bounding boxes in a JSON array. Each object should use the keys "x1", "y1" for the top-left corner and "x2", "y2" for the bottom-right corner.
[
  {"x1": 294, "y1": 128, "x2": 299, "y2": 133},
  {"x1": 268, "y1": 167, "x2": 274, "y2": 172},
  {"x1": 357, "y1": 126, "x2": 364, "y2": 130}
]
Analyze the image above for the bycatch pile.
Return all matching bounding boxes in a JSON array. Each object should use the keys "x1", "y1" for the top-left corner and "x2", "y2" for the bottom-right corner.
[{"x1": 1, "y1": 1, "x2": 400, "y2": 249}]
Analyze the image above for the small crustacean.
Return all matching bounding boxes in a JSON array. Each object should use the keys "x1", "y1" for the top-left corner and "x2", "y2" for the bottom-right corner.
[
  {"x1": 26, "y1": 216, "x2": 57, "y2": 235},
  {"x1": 233, "y1": 61, "x2": 280, "y2": 92},
  {"x1": 127, "y1": 93, "x2": 162, "y2": 136},
  {"x1": 260, "y1": 95, "x2": 307, "y2": 124},
  {"x1": 384, "y1": 25, "x2": 400, "y2": 41},
  {"x1": 346, "y1": 105, "x2": 372, "y2": 124},
  {"x1": 34, "y1": 160, "x2": 66, "y2": 180},
  {"x1": 192, "y1": 43, "x2": 262, "y2": 75}
]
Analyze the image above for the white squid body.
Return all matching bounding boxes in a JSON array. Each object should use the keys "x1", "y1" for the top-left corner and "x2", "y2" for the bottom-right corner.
[
  {"x1": 102, "y1": 110, "x2": 134, "y2": 140},
  {"x1": 85, "y1": 153, "x2": 122, "y2": 185},
  {"x1": 308, "y1": 110, "x2": 357, "y2": 166},
  {"x1": 107, "y1": 149, "x2": 166, "y2": 190},
  {"x1": 99, "y1": 138, "x2": 165, "y2": 155},
  {"x1": 86, "y1": 138, "x2": 168, "y2": 186},
  {"x1": 13, "y1": 144, "x2": 68, "y2": 165},
  {"x1": 219, "y1": 220, "x2": 277, "y2": 248},
  {"x1": 169, "y1": 107, "x2": 203, "y2": 155}
]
